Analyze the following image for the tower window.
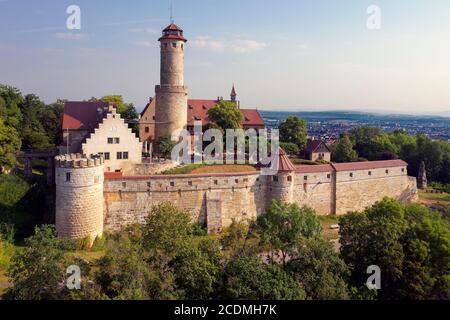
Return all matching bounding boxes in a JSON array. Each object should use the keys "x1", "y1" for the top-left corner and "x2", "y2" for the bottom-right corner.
[
  {"x1": 145, "y1": 127, "x2": 150, "y2": 133},
  {"x1": 349, "y1": 173, "x2": 353, "y2": 178},
  {"x1": 181, "y1": 44, "x2": 184, "y2": 50},
  {"x1": 66, "y1": 172, "x2": 71, "y2": 182},
  {"x1": 172, "y1": 43, "x2": 176, "y2": 48}
]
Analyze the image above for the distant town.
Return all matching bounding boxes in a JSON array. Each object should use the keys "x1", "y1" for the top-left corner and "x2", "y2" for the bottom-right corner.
[{"x1": 261, "y1": 111, "x2": 450, "y2": 142}]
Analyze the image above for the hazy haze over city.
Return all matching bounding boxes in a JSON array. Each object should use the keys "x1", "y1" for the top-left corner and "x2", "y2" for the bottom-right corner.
[{"x1": 0, "y1": 0, "x2": 450, "y2": 116}]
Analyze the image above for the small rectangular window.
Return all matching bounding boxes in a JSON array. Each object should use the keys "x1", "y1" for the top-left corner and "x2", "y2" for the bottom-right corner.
[
  {"x1": 107, "y1": 138, "x2": 114, "y2": 144},
  {"x1": 66, "y1": 172, "x2": 71, "y2": 182},
  {"x1": 172, "y1": 43, "x2": 176, "y2": 48},
  {"x1": 386, "y1": 170, "x2": 389, "y2": 174},
  {"x1": 170, "y1": 182, "x2": 175, "y2": 187},
  {"x1": 304, "y1": 176, "x2": 308, "y2": 181},
  {"x1": 114, "y1": 137, "x2": 120, "y2": 144},
  {"x1": 104, "y1": 152, "x2": 110, "y2": 160},
  {"x1": 273, "y1": 176, "x2": 278, "y2": 182},
  {"x1": 145, "y1": 127, "x2": 150, "y2": 133},
  {"x1": 402, "y1": 168, "x2": 405, "y2": 172},
  {"x1": 123, "y1": 152, "x2": 129, "y2": 160},
  {"x1": 117, "y1": 152, "x2": 123, "y2": 160},
  {"x1": 368, "y1": 171, "x2": 372, "y2": 176},
  {"x1": 214, "y1": 180, "x2": 218, "y2": 185},
  {"x1": 188, "y1": 181, "x2": 193, "y2": 186},
  {"x1": 327, "y1": 174, "x2": 331, "y2": 179},
  {"x1": 349, "y1": 173, "x2": 353, "y2": 178},
  {"x1": 287, "y1": 176, "x2": 292, "y2": 182}
]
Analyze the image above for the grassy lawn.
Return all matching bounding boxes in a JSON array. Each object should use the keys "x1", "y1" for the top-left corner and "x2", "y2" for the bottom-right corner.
[
  {"x1": 419, "y1": 189, "x2": 450, "y2": 205},
  {"x1": 0, "y1": 242, "x2": 18, "y2": 297},
  {"x1": 319, "y1": 215, "x2": 340, "y2": 240},
  {"x1": 162, "y1": 163, "x2": 257, "y2": 175}
]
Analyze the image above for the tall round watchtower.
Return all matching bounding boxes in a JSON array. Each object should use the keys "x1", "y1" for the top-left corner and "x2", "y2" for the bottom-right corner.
[
  {"x1": 55, "y1": 154, "x2": 104, "y2": 241},
  {"x1": 155, "y1": 22, "x2": 188, "y2": 140}
]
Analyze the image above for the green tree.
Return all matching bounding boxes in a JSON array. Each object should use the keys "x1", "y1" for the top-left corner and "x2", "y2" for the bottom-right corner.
[
  {"x1": 0, "y1": 84, "x2": 23, "y2": 130},
  {"x1": 142, "y1": 202, "x2": 193, "y2": 256},
  {"x1": 4, "y1": 225, "x2": 68, "y2": 300},
  {"x1": 279, "y1": 116, "x2": 307, "y2": 150},
  {"x1": 280, "y1": 142, "x2": 300, "y2": 156},
  {"x1": 207, "y1": 100, "x2": 244, "y2": 131},
  {"x1": 223, "y1": 255, "x2": 306, "y2": 300},
  {"x1": 156, "y1": 134, "x2": 176, "y2": 159},
  {"x1": 286, "y1": 238, "x2": 350, "y2": 300},
  {"x1": 172, "y1": 239, "x2": 222, "y2": 299},
  {"x1": 0, "y1": 118, "x2": 21, "y2": 170},
  {"x1": 95, "y1": 226, "x2": 157, "y2": 300},
  {"x1": 256, "y1": 201, "x2": 322, "y2": 265},
  {"x1": 339, "y1": 198, "x2": 450, "y2": 300},
  {"x1": 19, "y1": 94, "x2": 52, "y2": 149},
  {"x1": 332, "y1": 135, "x2": 358, "y2": 163}
]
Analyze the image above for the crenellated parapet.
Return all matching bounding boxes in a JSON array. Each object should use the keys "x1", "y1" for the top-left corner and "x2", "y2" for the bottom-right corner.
[{"x1": 55, "y1": 153, "x2": 104, "y2": 168}]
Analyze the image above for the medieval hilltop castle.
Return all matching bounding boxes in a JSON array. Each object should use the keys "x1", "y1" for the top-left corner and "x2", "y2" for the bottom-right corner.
[{"x1": 55, "y1": 23, "x2": 418, "y2": 241}]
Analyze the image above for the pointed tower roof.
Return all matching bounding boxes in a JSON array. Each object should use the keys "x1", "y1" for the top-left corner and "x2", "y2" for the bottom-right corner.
[
  {"x1": 277, "y1": 148, "x2": 296, "y2": 172},
  {"x1": 159, "y1": 22, "x2": 187, "y2": 42},
  {"x1": 230, "y1": 84, "x2": 237, "y2": 97}
]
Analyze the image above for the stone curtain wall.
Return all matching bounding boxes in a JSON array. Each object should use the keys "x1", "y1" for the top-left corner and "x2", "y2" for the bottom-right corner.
[
  {"x1": 103, "y1": 172, "x2": 268, "y2": 232},
  {"x1": 101, "y1": 165, "x2": 418, "y2": 233},
  {"x1": 334, "y1": 166, "x2": 418, "y2": 215}
]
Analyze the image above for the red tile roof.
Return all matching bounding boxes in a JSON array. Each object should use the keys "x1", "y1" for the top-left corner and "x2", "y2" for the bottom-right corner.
[
  {"x1": 187, "y1": 99, "x2": 265, "y2": 127},
  {"x1": 62, "y1": 101, "x2": 112, "y2": 131},
  {"x1": 104, "y1": 172, "x2": 124, "y2": 179},
  {"x1": 159, "y1": 23, "x2": 187, "y2": 42},
  {"x1": 295, "y1": 164, "x2": 334, "y2": 173},
  {"x1": 305, "y1": 139, "x2": 331, "y2": 153},
  {"x1": 164, "y1": 23, "x2": 183, "y2": 32},
  {"x1": 296, "y1": 160, "x2": 407, "y2": 174},
  {"x1": 333, "y1": 159, "x2": 408, "y2": 171},
  {"x1": 277, "y1": 148, "x2": 296, "y2": 172}
]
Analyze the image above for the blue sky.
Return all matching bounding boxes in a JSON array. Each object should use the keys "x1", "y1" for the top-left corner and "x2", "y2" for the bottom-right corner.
[{"x1": 1, "y1": 0, "x2": 449, "y2": 115}]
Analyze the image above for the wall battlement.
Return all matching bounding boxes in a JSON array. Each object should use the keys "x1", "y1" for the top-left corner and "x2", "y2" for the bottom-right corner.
[
  {"x1": 55, "y1": 154, "x2": 104, "y2": 168},
  {"x1": 55, "y1": 159, "x2": 419, "y2": 240}
]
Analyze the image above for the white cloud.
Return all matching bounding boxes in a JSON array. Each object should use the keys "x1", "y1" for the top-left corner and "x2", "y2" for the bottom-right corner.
[
  {"x1": 134, "y1": 41, "x2": 157, "y2": 48},
  {"x1": 129, "y1": 27, "x2": 159, "y2": 34},
  {"x1": 54, "y1": 32, "x2": 87, "y2": 40},
  {"x1": 190, "y1": 36, "x2": 267, "y2": 54}
]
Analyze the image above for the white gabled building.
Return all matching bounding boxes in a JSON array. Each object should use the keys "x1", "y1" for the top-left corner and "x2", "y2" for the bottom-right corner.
[{"x1": 82, "y1": 108, "x2": 142, "y2": 173}]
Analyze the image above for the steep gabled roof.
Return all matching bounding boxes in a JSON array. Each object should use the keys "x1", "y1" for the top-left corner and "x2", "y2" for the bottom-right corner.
[
  {"x1": 305, "y1": 139, "x2": 331, "y2": 153},
  {"x1": 63, "y1": 101, "x2": 112, "y2": 131}
]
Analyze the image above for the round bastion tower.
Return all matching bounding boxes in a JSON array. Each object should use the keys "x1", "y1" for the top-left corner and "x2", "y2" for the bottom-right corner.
[
  {"x1": 270, "y1": 148, "x2": 295, "y2": 203},
  {"x1": 155, "y1": 22, "x2": 188, "y2": 140},
  {"x1": 55, "y1": 154, "x2": 104, "y2": 241}
]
